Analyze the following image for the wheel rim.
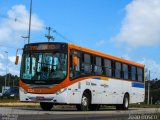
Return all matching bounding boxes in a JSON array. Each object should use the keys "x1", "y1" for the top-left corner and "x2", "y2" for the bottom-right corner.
[
  {"x1": 125, "y1": 97, "x2": 129, "y2": 108},
  {"x1": 82, "y1": 96, "x2": 88, "y2": 106}
]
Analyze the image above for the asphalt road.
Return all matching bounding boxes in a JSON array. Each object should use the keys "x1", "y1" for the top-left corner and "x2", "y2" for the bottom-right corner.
[{"x1": 0, "y1": 107, "x2": 160, "y2": 120}]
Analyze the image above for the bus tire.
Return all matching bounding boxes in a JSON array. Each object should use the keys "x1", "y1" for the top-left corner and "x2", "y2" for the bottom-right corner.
[
  {"x1": 89, "y1": 104, "x2": 100, "y2": 111},
  {"x1": 121, "y1": 94, "x2": 129, "y2": 110},
  {"x1": 40, "y1": 102, "x2": 53, "y2": 111},
  {"x1": 76, "y1": 92, "x2": 90, "y2": 111}
]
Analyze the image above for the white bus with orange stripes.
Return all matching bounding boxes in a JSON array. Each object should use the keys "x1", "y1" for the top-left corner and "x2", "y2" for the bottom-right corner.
[{"x1": 16, "y1": 42, "x2": 145, "y2": 111}]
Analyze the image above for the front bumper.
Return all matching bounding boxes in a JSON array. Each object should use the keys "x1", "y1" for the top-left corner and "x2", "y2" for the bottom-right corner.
[{"x1": 19, "y1": 87, "x2": 68, "y2": 103}]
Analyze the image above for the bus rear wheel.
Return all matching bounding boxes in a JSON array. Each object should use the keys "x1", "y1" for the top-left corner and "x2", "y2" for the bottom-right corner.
[
  {"x1": 123, "y1": 94, "x2": 129, "y2": 110},
  {"x1": 40, "y1": 102, "x2": 53, "y2": 111},
  {"x1": 116, "y1": 94, "x2": 129, "y2": 110}
]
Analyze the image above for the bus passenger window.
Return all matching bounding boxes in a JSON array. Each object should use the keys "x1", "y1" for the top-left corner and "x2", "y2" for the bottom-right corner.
[
  {"x1": 82, "y1": 53, "x2": 92, "y2": 74},
  {"x1": 94, "y1": 57, "x2": 102, "y2": 75},
  {"x1": 137, "y1": 67, "x2": 143, "y2": 82},
  {"x1": 122, "y1": 64, "x2": 128, "y2": 79},
  {"x1": 115, "y1": 62, "x2": 121, "y2": 78},
  {"x1": 70, "y1": 50, "x2": 81, "y2": 79},
  {"x1": 104, "y1": 59, "x2": 112, "y2": 77},
  {"x1": 131, "y1": 66, "x2": 136, "y2": 80}
]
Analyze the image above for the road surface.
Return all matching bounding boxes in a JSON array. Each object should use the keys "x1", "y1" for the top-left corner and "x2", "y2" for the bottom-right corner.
[{"x1": 0, "y1": 106, "x2": 159, "y2": 120}]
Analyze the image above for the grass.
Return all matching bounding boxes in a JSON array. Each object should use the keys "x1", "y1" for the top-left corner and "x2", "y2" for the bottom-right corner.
[
  {"x1": 0, "y1": 98, "x2": 39, "y2": 107},
  {"x1": 102, "y1": 104, "x2": 160, "y2": 108},
  {"x1": 0, "y1": 98, "x2": 19, "y2": 103},
  {"x1": 129, "y1": 104, "x2": 160, "y2": 108}
]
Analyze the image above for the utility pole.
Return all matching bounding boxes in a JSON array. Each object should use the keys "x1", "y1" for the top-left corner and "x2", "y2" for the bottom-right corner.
[
  {"x1": 45, "y1": 27, "x2": 54, "y2": 42},
  {"x1": 147, "y1": 70, "x2": 150, "y2": 105},
  {"x1": 28, "y1": 0, "x2": 32, "y2": 44}
]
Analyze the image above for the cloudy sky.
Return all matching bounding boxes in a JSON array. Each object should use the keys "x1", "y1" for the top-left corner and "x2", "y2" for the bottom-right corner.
[{"x1": 0, "y1": 0, "x2": 159, "y2": 79}]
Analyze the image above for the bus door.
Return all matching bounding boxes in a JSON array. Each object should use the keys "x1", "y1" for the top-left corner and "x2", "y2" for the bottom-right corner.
[{"x1": 69, "y1": 51, "x2": 81, "y2": 104}]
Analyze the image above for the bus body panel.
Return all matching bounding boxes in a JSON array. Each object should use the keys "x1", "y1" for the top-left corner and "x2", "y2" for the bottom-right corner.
[{"x1": 19, "y1": 77, "x2": 145, "y2": 105}]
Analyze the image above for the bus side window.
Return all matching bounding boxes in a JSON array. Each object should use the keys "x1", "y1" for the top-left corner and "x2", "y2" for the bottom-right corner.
[
  {"x1": 103, "y1": 59, "x2": 112, "y2": 77},
  {"x1": 94, "y1": 56, "x2": 102, "y2": 75},
  {"x1": 122, "y1": 64, "x2": 128, "y2": 80},
  {"x1": 115, "y1": 62, "x2": 121, "y2": 78},
  {"x1": 82, "y1": 53, "x2": 92, "y2": 74},
  {"x1": 131, "y1": 66, "x2": 136, "y2": 80},
  {"x1": 137, "y1": 67, "x2": 143, "y2": 82}
]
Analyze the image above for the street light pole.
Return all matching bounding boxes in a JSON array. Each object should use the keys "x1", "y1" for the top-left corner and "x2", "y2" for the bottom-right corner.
[
  {"x1": 147, "y1": 82, "x2": 150, "y2": 104},
  {"x1": 28, "y1": 0, "x2": 32, "y2": 44},
  {"x1": 4, "y1": 51, "x2": 8, "y2": 90},
  {"x1": 21, "y1": 36, "x2": 29, "y2": 45},
  {"x1": 147, "y1": 70, "x2": 150, "y2": 105}
]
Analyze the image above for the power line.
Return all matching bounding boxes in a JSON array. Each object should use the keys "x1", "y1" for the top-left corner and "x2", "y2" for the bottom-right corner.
[
  {"x1": 54, "y1": 30, "x2": 74, "y2": 43},
  {"x1": 0, "y1": 14, "x2": 75, "y2": 44},
  {"x1": 0, "y1": 14, "x2": 45, "y2": 29}
]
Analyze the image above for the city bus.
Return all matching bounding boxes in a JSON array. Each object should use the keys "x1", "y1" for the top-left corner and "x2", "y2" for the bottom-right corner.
[{"x1": 15, "y1": 42, "x2": 145, "y2": 111}]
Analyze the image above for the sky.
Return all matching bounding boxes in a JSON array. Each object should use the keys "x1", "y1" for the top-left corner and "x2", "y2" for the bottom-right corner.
[{"x1": 0, "y1": 0, "x2": 159, "y2": 79}]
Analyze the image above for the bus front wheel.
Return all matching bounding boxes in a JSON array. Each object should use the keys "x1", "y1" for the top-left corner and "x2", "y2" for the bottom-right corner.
[
  {"x1": 76, "y1": 92, "x2": 90, "y2": 111},
  {"x1": 40, "y1": 102, "x2": 53, "y2": 111}
]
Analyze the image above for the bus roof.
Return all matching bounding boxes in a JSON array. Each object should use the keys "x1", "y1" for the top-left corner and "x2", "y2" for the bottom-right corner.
[{"x1": 68, "y1": 43, "x2": 144, "y2": 68}]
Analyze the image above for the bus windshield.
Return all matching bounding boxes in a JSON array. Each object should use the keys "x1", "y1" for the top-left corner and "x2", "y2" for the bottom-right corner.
[{"x1": 21, "y1": 52, "x2": 67, "y2": 81}]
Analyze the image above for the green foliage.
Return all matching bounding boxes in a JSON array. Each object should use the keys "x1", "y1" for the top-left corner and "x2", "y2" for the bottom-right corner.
[
  {"x1": 130, "y1": 104, "x2": 160, "y2": 108},
  {"x1": 0, "y1": 98, "x2": 19, "y2": 103},
  {"x1": 145, "y1": 79, "x2": 160, "y2": 104},
  {"x1": 0, "y1": 73, "x2": 19, "y2": 92}
]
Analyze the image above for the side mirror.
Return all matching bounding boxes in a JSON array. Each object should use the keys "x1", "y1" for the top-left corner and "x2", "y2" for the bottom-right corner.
[
  {"x1": 15, "y1": 48, "x2": 23, "y2": 65},
  {"x1": 15, "y1": 56, "x2": 19, "y2": 65},
  {"x1": 73, "y1": 56, "x2": 79, "y2": 66}
]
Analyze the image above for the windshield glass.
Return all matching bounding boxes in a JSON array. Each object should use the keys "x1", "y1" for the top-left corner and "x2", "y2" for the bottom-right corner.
[{"x1": 21, "y1": 52, "x2": 67, "y2": 81}]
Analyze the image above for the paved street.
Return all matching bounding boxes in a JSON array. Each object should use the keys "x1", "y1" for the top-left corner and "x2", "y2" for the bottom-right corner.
[{"x1": 0, "y1": 107, "x2": 159, "y2": 120}]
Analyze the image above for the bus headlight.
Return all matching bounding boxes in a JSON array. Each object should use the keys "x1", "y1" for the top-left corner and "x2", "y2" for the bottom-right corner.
[{"x1": 56, "y1": 88, "x2": 67, "y2": 95}]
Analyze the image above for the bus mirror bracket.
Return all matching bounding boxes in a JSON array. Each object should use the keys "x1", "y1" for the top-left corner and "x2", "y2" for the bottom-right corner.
[{"x1": 15, "y1": 48, "x2": 23, "y2": 65}]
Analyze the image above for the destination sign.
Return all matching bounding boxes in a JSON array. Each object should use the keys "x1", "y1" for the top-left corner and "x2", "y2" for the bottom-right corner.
[{"x1": 24, "y1": 44, "x2": 66, "y2": 51}]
